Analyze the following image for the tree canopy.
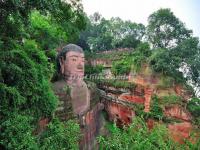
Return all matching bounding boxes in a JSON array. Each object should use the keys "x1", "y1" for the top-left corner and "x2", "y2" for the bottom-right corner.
[
  {"x1": 0, "y1": 0, "x2": 85, "y2": 149},
  {"x1": 147, "y1": 8, "x2": 192, "y2": 49},
  {"x1": 78, "y1": 13, "x2": 145, "y2": 51},
  {"x1": 145, "y1": 9, "x2": 200, "y2": 91}
]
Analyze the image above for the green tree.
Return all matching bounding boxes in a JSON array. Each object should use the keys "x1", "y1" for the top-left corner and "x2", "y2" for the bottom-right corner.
[
  {"x1": 150, "y1": 48, "x2": 175, "y2": 74},
  {"x1": 77, "y1": 15, "x2": 92, "y2": 50},
  {"x1": 29, "y1": 11, "x2": 68, "y2": 51},
  {"x1": 111, "y1": 58, "x2": 132, "y2": 75},
  {"x1": 150, "y1": 37, "x2": 200, "y2": 85},
  {"x1": 111, "y1": 19, "x2": 145, "y2": 48},
  {"x1": 0, "y1": 0, "x2": 86, "y2": 49},
  {"x1": 78, "y1": 13, "x2": 146, "y2": 51},
  {"x1": 87, "y1": 18, "x2": 113, "y2": 51},
  {"x1": 147, "y1": 9, "x2": 200, "y2": 85},
  {"x1": 172, "y1": 37, "x2": 200, "y2": 86},
  {"x1": 147, "y1": 8, "x2": 192, "y2": 48}
]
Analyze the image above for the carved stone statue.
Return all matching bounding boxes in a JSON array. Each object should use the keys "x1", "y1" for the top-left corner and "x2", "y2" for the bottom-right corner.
[
  {"x1": 53, "y1": 44, "x2": 103, "y2": 150},
  {"x1": 53, "y1": 44, "x2": 90, "y2": 117}
]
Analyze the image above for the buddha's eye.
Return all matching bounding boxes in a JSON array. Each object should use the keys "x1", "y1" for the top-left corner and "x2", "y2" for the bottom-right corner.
[{"x1": 72, "y1": 58, "x2": 76, "y2": 61}]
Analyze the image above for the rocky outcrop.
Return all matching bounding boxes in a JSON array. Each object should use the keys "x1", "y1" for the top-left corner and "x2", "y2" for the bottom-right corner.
[
  {"x1": 80, "y1": 103, "x2": 104, "y2": 150},
  {"x1": 134, "y1": 84, "x2": 144, "y2": 96},
  {"x1": 98, "y1": 82, "x2": 197, "y2": 144},
  {"x1": 168, "y1": 122, "x2": 192, "y2": 143},
  {"x1": 163, "y1": 105, "x2": 193, "y2": 143},
  {"x1": 104, "y1": 102, "x2": 135, "y2": 127},
  {"x1": 99, "y1": 84, "x2": 153, "y2": 124},
  {"x1": 37, "y1": 118, "x2": 50, "y2": 134},
  {"x1": 144, "y1": 87, "x2": 153, "y2": 112},
  {"x1": 146, "y1": 119, "x2": 156, "y2": 130},
  {"x1": 164, "y1": 105, "x2": 191, "y2": 121},
  {"x1": 89, "y1": 59, "x2": 112, "y2": 68},
  {"x1": 174, "y1": 85, "x2": 192, "y2": 101},
  {"x1": 85, "y1": 56, "x2": 198, "y2": 145},
  {"x1": 119, "y1": 94, "x2": 145, "y2": 104},
  {"x1": 146, "y1": 119, "x2": 193, "y2": 143}
]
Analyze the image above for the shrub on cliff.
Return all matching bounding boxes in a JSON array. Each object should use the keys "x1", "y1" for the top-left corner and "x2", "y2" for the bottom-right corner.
[
  {"x1": 85, "y1": 64, "x2": 104, "y2": 75},
  {"x1": 98, "y1": 117, "x2": 180, "y2": 150},
  {"x1": 0, "y1": 40, "x2": 57, "y2": 120},
  {"x1": 38, "y1": 119, "x2": 80, "y2": 150},
  {"x1": 149, "y1": 95, "x2": 163, "y2": 120},
  {"x1": 0, "y1": 114, "x2": 80, "y2": 150},
  {"x1": 111, "y1": 59, "x2": 132, "y2": 75},
  {"x1": 187, "y1": 98, "x2": 200, "y2": 126},
  {"x1": 0, "y1": 113, "x2": 38, "y2": 150}
]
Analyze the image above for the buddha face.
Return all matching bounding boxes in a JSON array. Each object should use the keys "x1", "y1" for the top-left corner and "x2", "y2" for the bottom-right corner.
[{"x1": 60, "y1": 50, "x2": 85, "y2": 81}]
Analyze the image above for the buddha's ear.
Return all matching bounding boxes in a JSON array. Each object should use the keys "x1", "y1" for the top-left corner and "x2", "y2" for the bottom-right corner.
[{"x1": 59, "y1": 56, "x2": 65, "y2": 74}]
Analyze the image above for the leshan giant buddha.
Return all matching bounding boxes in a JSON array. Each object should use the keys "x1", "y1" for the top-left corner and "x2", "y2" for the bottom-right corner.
[{"x1": 53, "y1": 44, "x2": 90, "y2": 118}]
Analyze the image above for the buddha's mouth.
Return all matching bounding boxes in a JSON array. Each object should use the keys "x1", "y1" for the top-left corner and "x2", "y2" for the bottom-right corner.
[
  {"x1": 76, "y1": 69, "x2": 84, "y2": 72},
  {"x1": 76, "y1": 71, "x2": 84, "y2": 73}
]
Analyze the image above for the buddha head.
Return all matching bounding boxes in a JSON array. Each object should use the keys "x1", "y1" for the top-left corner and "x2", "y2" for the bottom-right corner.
[{"x1": 58, "y1": 44, "x2": 85, "y2": 84}]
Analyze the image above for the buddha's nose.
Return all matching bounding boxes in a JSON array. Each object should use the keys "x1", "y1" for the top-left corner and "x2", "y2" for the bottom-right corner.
[{"x1": 77, "y1": 63, "x2": 83, "y2": 70}]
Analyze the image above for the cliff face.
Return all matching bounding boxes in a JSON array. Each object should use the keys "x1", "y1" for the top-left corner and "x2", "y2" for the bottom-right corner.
[
  {"x1": 104, "y1": 102, "x2": 135, "y2": 126},
  {"x1": 99, "y1": 84, "x2": 194, "y2": 143},
  {"x1": 89, "y1": 59, "x2": 112, "y2": 68},
  {"x1": 80, "y1": 103, "x2": 104, "y2": 150},
  {"x1": 168, "y1": 122, "x2": 192, "y2": 143},
  {"x1": 88, "y1": 55, "x2": 197, "y2": 143},
  {"x1": 163, "y1": 105, "x2": 193, "y2": 143},
  {"x1": 49, "y1": 54, "x2": 197, "y2": 148},
  {"x1": 164, "y1": 105, "x2": 191, "y2": 121}
]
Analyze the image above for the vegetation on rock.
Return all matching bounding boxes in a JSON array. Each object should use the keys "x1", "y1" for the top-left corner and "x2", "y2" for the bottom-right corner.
[
  {"x1": 0, "y1": 1, "x2": 199, "y2": 149},
  {"x1": 187, "y1": 98, "x2": 200, "y2": 127},
  {"x1": 98, "y1": 117, "x2": 199, "y2": 150}
]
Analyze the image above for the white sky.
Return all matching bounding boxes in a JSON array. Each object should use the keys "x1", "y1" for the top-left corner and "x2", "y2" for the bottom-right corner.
[{"x1": 82, "y1": 0, "x2": 200, "y2": 38}]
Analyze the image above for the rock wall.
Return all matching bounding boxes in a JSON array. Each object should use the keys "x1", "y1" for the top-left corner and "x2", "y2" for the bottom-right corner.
[
  {"x1": 163, "y1": 105, "x2": 193, "y2": 143},
  {"x1": 144, "y1": 87, "x2": 153, "y2": 112},
  {"x1": 89, "y1": 59, "x2": 112, "y2": 68},
  {"x1": 98, "y1": 83, "x2": 197, "y2": 144},
  {"x1": 104, "y1": 102, "x2": 135, "y2": 126},
  {"x1": 80, "y1": 103, "x2": 104, "y2": 150},
  {"x1": 119, "y1": 94, "x2": 145, "y2": 104},
  {"x1": 168, "y1": 122, "x2": 192, "y2": 144},
  {"x1": 164, "y1": 105, "x2": 191, "y2": 121},
  {"x1": 84, "y1": 59, "x2": 197, "y2": 145}
]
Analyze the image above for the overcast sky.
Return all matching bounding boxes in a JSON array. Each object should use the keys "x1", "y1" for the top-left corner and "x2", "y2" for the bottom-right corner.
[{"x1": 82, "y1": 0, "x2": 200, "y2": 38}]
